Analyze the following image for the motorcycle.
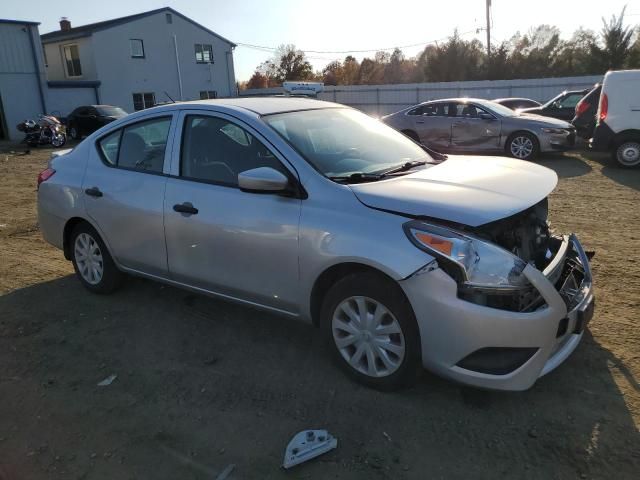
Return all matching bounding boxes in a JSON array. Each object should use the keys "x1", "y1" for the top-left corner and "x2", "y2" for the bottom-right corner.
[{"x1": 16, "y1": 114, "x2": 67, "y2": 147}]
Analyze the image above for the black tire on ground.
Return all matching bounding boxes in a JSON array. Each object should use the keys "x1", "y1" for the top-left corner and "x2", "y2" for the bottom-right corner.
[
  {"x1": 402, "y1": 130, "x2": 421, "y2": 143},
  {"x1": 320, "y1": 272, "x2": 422, "y2": 391},
  {"x1": 68, "y1": 124, "x2": 80, "y2": 140},
  {"x1": 506, "y1": 131, "x2": 540, "y2": 161},
  {"x1": 612, "y1": 139, "x2": 640, "y2": 168},
  {"x1": 70, "y1": 222, "x2": 123, "y2": 294}
]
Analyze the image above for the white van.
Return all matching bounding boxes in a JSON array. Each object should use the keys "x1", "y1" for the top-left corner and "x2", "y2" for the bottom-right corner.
[{"x1": 591, "y1": 69, "x2": 640, "y2": 167}]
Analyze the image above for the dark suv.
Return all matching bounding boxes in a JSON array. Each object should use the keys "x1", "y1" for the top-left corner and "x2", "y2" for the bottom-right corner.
[
  {"x1": 66, "y1": 105, "x2": 127, "y2": 140},
  {"x1": 519, "y1": 89, "x2": 589, "y2": 122},
  {"x1": 571, "y1": 84, "x2": 601, "y2": 139}
]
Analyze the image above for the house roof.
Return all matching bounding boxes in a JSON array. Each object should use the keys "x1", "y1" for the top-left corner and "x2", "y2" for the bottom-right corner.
[
  {"x1": 0, "y1": 18, "x2": 40, "y2": 26},
  {"x1": 40, "y1": 7, "x2": 235, "y2": 46}
]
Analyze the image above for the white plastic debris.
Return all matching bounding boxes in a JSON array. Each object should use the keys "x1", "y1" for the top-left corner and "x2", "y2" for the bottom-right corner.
[
  {"x1": 282, "y1": 430, "x2": 337, "y2": 469},
  {"x1": 97, "y1": 374, "x2": 117, "y2": 387}
]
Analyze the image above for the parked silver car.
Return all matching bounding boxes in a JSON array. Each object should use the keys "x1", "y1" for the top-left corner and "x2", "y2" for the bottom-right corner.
[
  {"x1": 37, "y1": 98, "x2": 594, "y2": 391},
  {"x1": 382, "y1": 98, "x2": 576, "y2": 160}
]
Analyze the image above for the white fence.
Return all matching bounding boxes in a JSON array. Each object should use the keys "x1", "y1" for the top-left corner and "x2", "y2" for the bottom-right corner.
[{"x1": 240, "y1": 75, "x2": 602, "y2": 116}]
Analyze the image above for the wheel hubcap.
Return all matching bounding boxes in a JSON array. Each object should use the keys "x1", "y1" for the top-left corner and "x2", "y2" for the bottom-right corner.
[
  {"x1": 331, "y1": 296, "x2": 405, "y2": 378},
  {"x1": 510, "y1": 136, "x2": 534, "y2": 158},
  {"x1": 618, "y1": 142, "x2": 640, "y2": 166},
  {"x1": 74, "y1": 233, "x2": 103, "y2": 285}
]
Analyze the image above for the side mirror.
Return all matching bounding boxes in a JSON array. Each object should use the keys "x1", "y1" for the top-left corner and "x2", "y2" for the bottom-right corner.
[
  {"x1": 238, "y1": 167, "x2": 289, "y2": 193},
  {"x1": 479, "y1": 112, "x2": 494, "y2": 120}
]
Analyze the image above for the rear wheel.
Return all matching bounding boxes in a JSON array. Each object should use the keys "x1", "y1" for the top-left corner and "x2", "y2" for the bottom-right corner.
[
  {"x1": 614, "y1": 140, "x2": 640, "y2": 168},
  {"x1": 507, "y1": 132, "x2": 539, "y2": 160},
  {"x1": 321, "y1": 272, "x2": 422, "y2": 390},
  {"x1": 70, "y1": 223, "x2": 122, "y2": 294}
]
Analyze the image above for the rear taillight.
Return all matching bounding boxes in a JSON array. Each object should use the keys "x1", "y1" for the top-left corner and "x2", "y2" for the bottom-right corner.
[
  {"x1": 37, "y1": 168, "x2": 55, "y2": 189},
  {"x1": 575, "y1": 99, "x2": 589, "y2": 116},
  {"x1": 599, "y1": 93, "x2": 608, "y2": 122}
]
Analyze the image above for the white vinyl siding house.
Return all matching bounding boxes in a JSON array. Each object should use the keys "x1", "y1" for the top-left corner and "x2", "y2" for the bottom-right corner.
[{"x1": 40, "y1": 8, "x2": 236, "y2": 113}]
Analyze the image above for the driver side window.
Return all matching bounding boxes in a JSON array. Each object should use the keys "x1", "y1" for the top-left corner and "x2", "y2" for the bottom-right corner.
[{"x1": 180, "y1": 115, "x2": 284, "y2": 187}]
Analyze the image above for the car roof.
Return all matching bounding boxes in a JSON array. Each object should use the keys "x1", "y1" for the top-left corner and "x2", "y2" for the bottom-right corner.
[
  {"x1": 176, "y1": 97, "x2": 342, "y2": 115},
  {"x1": 493, "y1": 98, "x2": 535, "y2": 102}
]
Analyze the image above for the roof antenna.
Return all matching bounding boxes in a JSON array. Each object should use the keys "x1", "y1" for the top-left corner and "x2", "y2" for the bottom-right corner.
[{"x1": 164, "y1": 91, "x2": 175, "y2": 103}]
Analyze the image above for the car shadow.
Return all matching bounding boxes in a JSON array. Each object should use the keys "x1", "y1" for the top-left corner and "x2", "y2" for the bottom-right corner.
[
  {"x1": 1, "y1": 275, "x2": 638, "y2": 479},
  {"x1": 537, "y1": 153, "x2": 593, "y2": 179},
  {"x1": 582, "y1": 151, "x2": 640, "y2": 191}
]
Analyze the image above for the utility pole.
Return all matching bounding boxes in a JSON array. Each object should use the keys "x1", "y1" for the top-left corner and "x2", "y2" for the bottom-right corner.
[{"x1": 485, "y1": 0, "x2": 491, "y2": 58}]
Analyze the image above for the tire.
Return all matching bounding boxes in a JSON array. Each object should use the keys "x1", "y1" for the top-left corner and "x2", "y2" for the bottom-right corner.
[
  {"x1": 320, "y1": 272, "x2": 422, "y2": 390},
  {"x1": 70, "y1": 222, "x2": 123, "y2": 294},
  {"x1": 613, "y1": 140, "x2": 640, "y2": 168},
  {"x1": 506, "y1": 132, "x2": 539, "y2": 160},
  {"x1": 69, "y1": 124, "x2": 80, "y2": 140},
  {"x1": 51, "y1": 133, "x2": 66, "y2": 147},
  {"x1": 402, "y1": 130, "x2": 421, "y2": 143}
]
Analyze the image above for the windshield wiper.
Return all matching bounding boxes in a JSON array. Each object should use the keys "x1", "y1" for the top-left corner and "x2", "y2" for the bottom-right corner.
[
  {"x1": 377, "y1": 160, "x2": 427, "y2": 177},
  {"x1": 329, "y1": 172, "x2": 383, "y2": 184}
]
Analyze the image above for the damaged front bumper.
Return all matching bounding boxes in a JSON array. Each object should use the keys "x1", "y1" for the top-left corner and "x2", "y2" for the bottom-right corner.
[{"x1": 400, "y1": 234, "x2": 594, "y2": 391}]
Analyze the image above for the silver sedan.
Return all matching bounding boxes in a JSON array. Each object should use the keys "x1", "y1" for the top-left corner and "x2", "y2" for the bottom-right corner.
[
  {"x1": 382, "y1": 98, "x2": 576, "y2": 160},
  {"x1": 37, "y1": 98, "x2": 594, "y2": 391}
]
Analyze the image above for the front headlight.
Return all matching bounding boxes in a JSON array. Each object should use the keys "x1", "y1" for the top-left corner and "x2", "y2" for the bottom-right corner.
[
  {"x1": 541, "y1": 127, "x2": 566, "y2": 134},
  {"x1": 403, "y1": 220, "x2": 528, "y2": 288}
]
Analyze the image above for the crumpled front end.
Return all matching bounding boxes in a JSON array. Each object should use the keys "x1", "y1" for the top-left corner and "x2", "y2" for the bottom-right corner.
[{"x1": 401, "y1": 230, "x2": 594, "y2": 391}]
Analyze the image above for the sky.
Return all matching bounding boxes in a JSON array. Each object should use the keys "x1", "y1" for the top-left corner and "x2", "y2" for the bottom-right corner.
[{"x1": 3, "y1": 0, "x2": 639, "y2": 81}]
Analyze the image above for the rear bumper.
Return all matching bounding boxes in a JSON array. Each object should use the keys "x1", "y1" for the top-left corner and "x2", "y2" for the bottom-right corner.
[{"x1": 401, "y1": 234, "x2": 594, "y2": 391}]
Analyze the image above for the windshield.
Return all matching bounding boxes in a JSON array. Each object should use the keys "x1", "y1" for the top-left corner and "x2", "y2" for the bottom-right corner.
[
  {"x1": 97, "y1": 106, "x2": 127, "y2": 117},
  {"x1": 263, "y1": 108, "x2": 432, "y2": 178}
]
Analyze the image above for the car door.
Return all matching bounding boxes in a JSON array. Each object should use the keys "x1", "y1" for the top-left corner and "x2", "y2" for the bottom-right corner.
[
  {"x1": 411, "y1": 102, "x2": 453, "y2": 150},
  {"x1": 83, "y1": 113, "x2": 177, "y2": 277},
  {"x1": 85, "y1": 106, "x2": 101, "y2": 133},
  {"x1": 163, "y1": 111, "x2": 302, "y2": 313},
  {"x1": 73, "y1": 107, "x2": 88, "y2": 135},
  {"x1": 543, "y1": 92, "x2": 585, "y2": 121},
  {"x1": 450, "y1": 103, "x2": 501, "y2": 151}
]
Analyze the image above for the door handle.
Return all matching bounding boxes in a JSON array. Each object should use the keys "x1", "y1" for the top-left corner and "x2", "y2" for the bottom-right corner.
[
  {"x1": 416, "y1": 120, "x2": 425, "y2": 124},
  {"x1": 85, "y1": 187, "x2": 103, "y2": 197},
  {"x1": 173, "y1": 203, "x2": 198, "y2": 215}
]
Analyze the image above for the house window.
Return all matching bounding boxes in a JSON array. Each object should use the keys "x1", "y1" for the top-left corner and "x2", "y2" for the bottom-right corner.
[
  {"x1": 199, "y1": 91, "x2": 218, "y2": 99},
  {"x1": 62, "y1": 44, "x2": 82, "y2": 77},
  {"x1": 132, "y1": 92, "x2": 156, "y2": 111},
  {"x1": 195, "y1": 44, "x2": 213, "y2": 63},
  {"x1": 165, "y1": 13, "x2": 172, "y2": 24},
  {"x1": 130, "y1": 39, "x2": 145, "y2": 58}
]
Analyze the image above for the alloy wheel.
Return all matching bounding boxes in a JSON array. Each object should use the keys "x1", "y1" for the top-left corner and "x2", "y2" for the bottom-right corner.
[
  {"x1": 331, "y1": 296, "x2": 406, "y2": 378},
  {"x1": 617, "y1": 142, "x2": 640, "y2": 167},
  {"x1": 74, "y1": 232, "x2": 104, "y2": 285},
  {"x1": 510, "y1": 136, "x2": 534, "y2": 159}
]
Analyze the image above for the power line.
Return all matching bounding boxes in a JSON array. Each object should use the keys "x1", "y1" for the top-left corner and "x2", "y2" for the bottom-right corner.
[{"x1": 235, "y1": 29, "x2": 479, "y2": 56}]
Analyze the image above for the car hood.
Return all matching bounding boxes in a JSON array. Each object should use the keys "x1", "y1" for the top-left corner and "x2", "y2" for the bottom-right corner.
[
  {"x1": 349, "y1": 155, "x2": 557, "y2": 227},
  {"x1": 515, "y1": 113, "x2": 572, "y2": 127}
]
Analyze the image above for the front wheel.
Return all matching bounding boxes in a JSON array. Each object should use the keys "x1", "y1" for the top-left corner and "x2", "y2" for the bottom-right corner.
[
  {"x1": 69, "y1": 124, "x2": 80, "y2": 140},
  {"x1": 614, "y1": 140, "x2": 640, "y2": 168},
  {"x1": 321, "y1": 272, "x2": 422, "y2": 390},
  {"x1": 507, "y1": 132, "x2": 539, "y2": 160},
  {"x1": 70, "y1": 223, "x2": 122, "y2": 294},
  {"x1": 51, "y1": 133, "x2": 66, "y2": 147}
]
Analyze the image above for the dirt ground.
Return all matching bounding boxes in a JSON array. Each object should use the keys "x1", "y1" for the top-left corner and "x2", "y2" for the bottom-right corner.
[{"x1": 0, "y1": 142, "x2": 638, "y2": 480}]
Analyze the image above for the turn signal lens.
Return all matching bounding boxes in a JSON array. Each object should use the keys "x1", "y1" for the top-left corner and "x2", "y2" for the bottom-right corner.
[{"x1": 415, "y1": 232, "x2": 453, "y2": 256}]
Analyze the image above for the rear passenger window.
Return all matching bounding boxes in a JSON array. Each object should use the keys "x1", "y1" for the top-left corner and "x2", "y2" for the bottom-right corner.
[
  {"x1": 98, "y1": 130, "x2": 120, "y2": 165},
  {"x1": 97, "y1": 117, "x2": 171, "y2": 173},
  {"x1": 180, "y1": 115, "x2": 283, "y2": 186}
]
